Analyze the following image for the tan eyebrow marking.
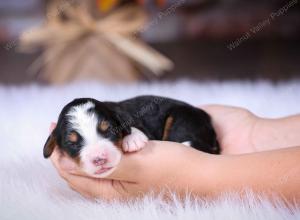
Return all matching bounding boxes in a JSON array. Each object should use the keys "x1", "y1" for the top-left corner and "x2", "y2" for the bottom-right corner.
[
  {"x1": 162, "y1": 116, "x2": 174, "y2": 141},
  {"x1": 68, "y1": 132, "x2": 78, "y2": 142},
  {"x1": 99, "y1": 120, "x2": 110, "y2": 132}
]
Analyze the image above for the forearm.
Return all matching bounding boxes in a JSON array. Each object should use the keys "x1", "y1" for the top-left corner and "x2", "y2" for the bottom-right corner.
[
  {"x1": 53, "y1": 140, "x2": 300, "y2": 202},
  {"x1": 254, "y1": 115, "x2": 300, "y2": 151},
  {"x1": 188, "y1": 146, "x2": 300, "y2": 202}
]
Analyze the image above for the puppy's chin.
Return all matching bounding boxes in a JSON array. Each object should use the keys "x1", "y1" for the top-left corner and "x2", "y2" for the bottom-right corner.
[
  {"x1": 80, "y1": 148, "x2": 122, "y2": 178},
  {"x1": 89, "y1": 166, "x2": 118, "y2": 178}
]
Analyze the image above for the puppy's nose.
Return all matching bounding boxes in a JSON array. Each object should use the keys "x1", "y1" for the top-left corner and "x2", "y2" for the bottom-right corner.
[{"x1": 92, "y1": 157, "x2": 107, "y2": 166}]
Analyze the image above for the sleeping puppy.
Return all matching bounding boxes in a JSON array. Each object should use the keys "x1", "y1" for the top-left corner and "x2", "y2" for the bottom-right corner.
[{"x1": 44, "y1": 96, "x2": 220, "y2": 178}]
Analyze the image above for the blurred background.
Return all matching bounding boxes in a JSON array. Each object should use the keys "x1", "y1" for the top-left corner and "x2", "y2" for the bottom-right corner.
[
  {"x1": 0, "y1": 0, "x2": 299, "y2": 84},
  {"x1": 1, "y1": 2, "x2": 300, "y2": 216}
]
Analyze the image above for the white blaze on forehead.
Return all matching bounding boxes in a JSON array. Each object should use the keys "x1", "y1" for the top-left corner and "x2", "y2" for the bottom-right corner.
[
  {"x1": 66, "y1": 101, "x2": 122, "y2": 177},
  {"x1": 67, "y1": 101, "x2": 101, "y2": 145}
]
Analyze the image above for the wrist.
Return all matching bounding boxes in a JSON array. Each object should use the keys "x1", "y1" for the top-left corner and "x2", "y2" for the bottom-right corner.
[{"x1": 173, "y1": 147, "x2": 223, "y2": 198}]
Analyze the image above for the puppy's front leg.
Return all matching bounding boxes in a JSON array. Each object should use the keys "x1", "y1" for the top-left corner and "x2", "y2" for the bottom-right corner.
[{"x1": 122, "y1": 127, "x2": 148, "y2": 152}]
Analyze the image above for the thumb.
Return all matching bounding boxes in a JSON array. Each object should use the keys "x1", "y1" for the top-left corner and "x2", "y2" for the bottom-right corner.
[
  {"x1": 105, "y1": 152, "x2": 141, "y2": 181},
  {"x1": 106, "y1": 141, "x2": 160, "y2": 181}
]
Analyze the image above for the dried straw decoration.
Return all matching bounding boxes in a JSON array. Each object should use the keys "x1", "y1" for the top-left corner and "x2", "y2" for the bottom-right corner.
[{"x1": 20, "y1": 0, "x2": 173, "y2": 84}]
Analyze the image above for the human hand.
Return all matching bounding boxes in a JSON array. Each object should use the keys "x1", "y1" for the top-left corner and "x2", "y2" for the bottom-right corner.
[
  {"x1": 202, "y1": 105, "x2": 300, "y2": 154},
  {"x1": 49, "y1": 105, "x2": 258, "y2": 200},
  {"x1": 49, "y1": 105, "x2": 300, "y2": 201},
  {"x1": 50, "y1": 139, "x2": 216, "y2": 201},
  {"x1": 201, "y1": 105, "x2": 260, "y2": 154}
]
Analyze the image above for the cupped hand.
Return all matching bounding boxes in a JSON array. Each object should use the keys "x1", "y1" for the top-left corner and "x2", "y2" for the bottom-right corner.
[
  {"x1": 202, "y1": 105, "x2": 261, "y2": 154},
  {"x1": 50, "y1": 140, "x2": 213, "y2": 201},
  {"x1": 49, "y1": 105, "x2": 262, "y2": 200}
]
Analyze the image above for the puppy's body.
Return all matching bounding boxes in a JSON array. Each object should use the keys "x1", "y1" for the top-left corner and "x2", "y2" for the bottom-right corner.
[
  {"x1": 44, "y1": 96, "x2": 220, "y2": 177},
  {"x1": 106, "y1": 96, "x2": 219, "y2": 153}
]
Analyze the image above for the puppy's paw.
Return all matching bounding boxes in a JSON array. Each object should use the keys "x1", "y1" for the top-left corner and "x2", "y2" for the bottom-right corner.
[{"x1": 122, "y1": 127, "x2": 148, "y2": 152}]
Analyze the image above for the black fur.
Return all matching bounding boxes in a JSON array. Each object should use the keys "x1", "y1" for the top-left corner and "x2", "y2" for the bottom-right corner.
[{"x1": 106, "y1": 96, "x2": 220, "y2": 154}]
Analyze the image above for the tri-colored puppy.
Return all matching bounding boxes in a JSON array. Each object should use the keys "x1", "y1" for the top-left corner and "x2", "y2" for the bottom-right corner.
[{"x1": 44, "y1": 96, "x2": 220, "y2": 177}]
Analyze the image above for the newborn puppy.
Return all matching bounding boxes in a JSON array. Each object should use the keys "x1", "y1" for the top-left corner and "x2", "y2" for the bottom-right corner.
[{"x1": 44, "y1": 96, "x2": 220, "y2": 177}]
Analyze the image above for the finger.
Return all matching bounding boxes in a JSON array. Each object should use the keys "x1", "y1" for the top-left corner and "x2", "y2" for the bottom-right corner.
[
  {"x1": 107, "y1": 141, "x2": 162, "y2": 181},
  {"x1": 49, "y1": 122, "x2": 57, "y2": 133},
  {"x1": 65, "y1": 173, "x2": 125, "y2": 201},
  {"x1": 49, "y1": 148, "x2": 125, "y2": 200},
  {"x1": 50, "y1": 147, "x2": 69, "y2": 178},
  {"x1": 50, "y1": 147, "x2": 79, "y2": 178},
  {"x1": 106, "y1": 148, "x2": 145, "y2": 181},
  {"x1": 53, "y1": 151, "x2": 134, "y2": 200},
  {"x1": 50, "y1": 147, "x2": 86, "y2": 177},
  {"x1": 50, "y1": 147, "x2": 62, "y2": 171},
  {"x1": 68, "y1": 182, "x2": 94, "y2": 199}
]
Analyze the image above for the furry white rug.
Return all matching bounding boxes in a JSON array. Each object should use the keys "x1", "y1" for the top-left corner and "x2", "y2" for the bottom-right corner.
[{"x1": 1, "y1": 80, "x2": 300, "y2": 220}]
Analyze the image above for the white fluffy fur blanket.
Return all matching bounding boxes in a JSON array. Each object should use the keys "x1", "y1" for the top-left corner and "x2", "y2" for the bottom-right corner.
[{"x1": 1, "y1": 80, "x2": 300, "y2": 220}]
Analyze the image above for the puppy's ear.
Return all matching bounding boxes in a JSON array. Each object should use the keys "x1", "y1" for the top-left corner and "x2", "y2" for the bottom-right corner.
[{"x1": 43, "y1": 133, "x2": 57, "y2": 158}]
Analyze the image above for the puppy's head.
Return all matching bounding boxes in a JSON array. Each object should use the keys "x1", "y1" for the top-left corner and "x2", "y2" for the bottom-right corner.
[{"x1": 43, "y1": 98, "x2": 129, "y2": 178}]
